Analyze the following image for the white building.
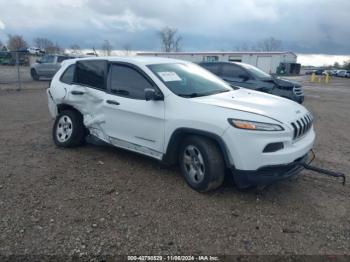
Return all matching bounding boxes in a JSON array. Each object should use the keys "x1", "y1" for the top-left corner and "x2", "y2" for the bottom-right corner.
[{"x1": 137, "y1": 51, "x2": 299, "y2": 74}]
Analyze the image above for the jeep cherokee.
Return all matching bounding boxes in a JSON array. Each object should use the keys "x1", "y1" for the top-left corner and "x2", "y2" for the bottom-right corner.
[{"x1": 47, "y1": 57, "x2": 315, "y2": 192}]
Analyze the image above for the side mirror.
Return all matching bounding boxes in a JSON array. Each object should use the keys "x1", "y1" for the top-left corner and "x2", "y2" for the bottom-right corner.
[
  {"x1": 144, "y1": 88, "x2": 163, "y2": 101},
  {"x1": 36, "y1": 59, "x2": 42, "y2": 63}
]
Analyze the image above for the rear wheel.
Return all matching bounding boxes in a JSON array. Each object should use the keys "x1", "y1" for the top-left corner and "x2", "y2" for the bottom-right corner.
[
  {"x1": 179, "y1": 136, "x2": 225, "y2": 192},
  {"x1": 30, "y1": 69, "x2": 39, "y2": 81},
  {"x1": 53, "y1": 110, "x2": 86, "y2": 147}
]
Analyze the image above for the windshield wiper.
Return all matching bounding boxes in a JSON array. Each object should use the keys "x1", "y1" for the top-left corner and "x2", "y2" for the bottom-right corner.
[
  {"x1": 178, "y1": 93, "x2": 200, "y2": 98},
  {"x1": 178, "y1": 90, "x2": 230, "y2": 98}
]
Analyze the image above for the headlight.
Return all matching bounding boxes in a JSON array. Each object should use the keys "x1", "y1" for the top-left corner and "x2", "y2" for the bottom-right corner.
[{"x1": 228, "y1": 118, "x2": 284, "y2": 131}]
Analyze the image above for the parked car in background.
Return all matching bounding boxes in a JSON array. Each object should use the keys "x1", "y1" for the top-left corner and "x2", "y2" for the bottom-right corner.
[
  {"x1": 27, "y1": 47, "x2": 45, "y2": 55},
  {"x1": 322, "y1": 70, "x2": 334, "y2": 76},
  {"x1": 336, "y1": 70, "x2": 347, "y2": 77},
  {"x1": 305, "y1": 70, "x2": 315, "y2": 75},
  {"x1": 314, "y1": 69, "x2": 325, "y2": 75},
  {"x1": 0, "y1": 51, "x2": 12, "y2": 65},
  {"x1": 47, "y1": 57, "x2": 315, "y2": 191},
  {"x1": 31, "y1": 55, "x2": 74, "y2": 80},
  {"x1": 199, "y1": 62, "x2": 304, "y2": 103}
]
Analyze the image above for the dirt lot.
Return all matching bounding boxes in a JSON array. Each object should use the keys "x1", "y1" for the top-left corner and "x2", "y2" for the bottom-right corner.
[{"x1": 0, "y1": 67, "x2": 349, "y2": 257}]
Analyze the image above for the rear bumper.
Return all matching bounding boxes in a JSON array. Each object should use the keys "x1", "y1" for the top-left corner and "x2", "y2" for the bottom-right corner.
[
  {"x1": 232, "y1": 153, "x2": 309, "y2": 188},
  {"x1": 47, "y1": 89, "x2": 57, "y2": 118}
]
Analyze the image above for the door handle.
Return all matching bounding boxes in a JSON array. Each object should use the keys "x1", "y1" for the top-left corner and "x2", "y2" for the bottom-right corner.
[
  {"x1": 71, "y1": 90, "x2": 85, "y2": 95},
  {"x1": 106, "y1": 100, "x2": 120, "y2": 105}
]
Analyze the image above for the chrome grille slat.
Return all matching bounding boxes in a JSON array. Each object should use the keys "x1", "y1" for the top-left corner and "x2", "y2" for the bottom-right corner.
[
  {"x1": 293, "y1": 86, "x2": 304, "y2": 96},
  {"x1": 291, "y1": 113, "x2": 313, "y2": 140},
  {"x1": 296, "y1": 120, "x2": 302, "y2": 137},
  {"x1": 300, "y1": 118, "x2": 306, "y2": 134}
]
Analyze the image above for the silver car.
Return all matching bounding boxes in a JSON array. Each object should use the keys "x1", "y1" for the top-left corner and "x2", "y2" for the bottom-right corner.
[{"x1": 30, "y1": 55, "x2": 74, "y2": 80}]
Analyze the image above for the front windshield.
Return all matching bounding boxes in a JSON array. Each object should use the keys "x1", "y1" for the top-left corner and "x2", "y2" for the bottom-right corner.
[
  {"x1": 148, "y1": 63, "x2": 232, "y2": 98},
  {"x1": 238, "y1": 63, "x2": 272, "y2": 79}
]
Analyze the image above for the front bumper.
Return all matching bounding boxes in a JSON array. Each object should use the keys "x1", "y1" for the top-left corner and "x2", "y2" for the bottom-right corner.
[
  {"x1": 294, "y1": 95, "x2": 304, "y2": 104},
  {"x1": 232, "y1": 153, "x2": 309, "y2": 188}
]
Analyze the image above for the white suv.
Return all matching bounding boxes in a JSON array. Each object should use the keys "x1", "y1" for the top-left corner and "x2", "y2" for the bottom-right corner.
[{"x1": 47, "y1": 57, "x2": 315, "y2": 192}]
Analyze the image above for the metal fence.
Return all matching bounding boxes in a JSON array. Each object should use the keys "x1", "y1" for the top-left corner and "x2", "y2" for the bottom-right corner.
[{"x1": 0, "y1": 51, "x2": 43, "y2": 90}]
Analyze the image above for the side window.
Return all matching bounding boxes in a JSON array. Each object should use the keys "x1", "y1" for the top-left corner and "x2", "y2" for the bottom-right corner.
[
  {"x1": 41, "y1": 55, "x2": 55, "y2": 63},
  {"x1": 60, "y1": 64, "x2": 75, "y2": 84},
  {"x1": 75, "y1": 60, "x2": 107, "y2": 90},
  {"x1": 222, "y1": 64, "x2": 248, "y2": 79},
  {"x1": 109, "y1": 65, "x2": 153, "y2": 100},
  {"x1": 201, "y1": 63, "x2": 221, "y2": 75}
]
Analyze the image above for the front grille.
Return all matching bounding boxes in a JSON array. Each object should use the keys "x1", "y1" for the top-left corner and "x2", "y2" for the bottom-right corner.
[
  {"x1": 293, "y1": 86, "x2": 303, "y2": 96},
  {"x1": 290, "y1": 113, "x2": 313, "y2": 140}
]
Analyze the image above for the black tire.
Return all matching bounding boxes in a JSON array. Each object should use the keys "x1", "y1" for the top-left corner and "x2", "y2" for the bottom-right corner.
[
  {"x1": 31, "y1": 69, "x2": 40, "y2": 81},
  {"x1": 179, "y1": 136, "x2": 225, "y2": 192},
  {"x1": 52, "y1": 110, "x2": 86, "y2": 147}
]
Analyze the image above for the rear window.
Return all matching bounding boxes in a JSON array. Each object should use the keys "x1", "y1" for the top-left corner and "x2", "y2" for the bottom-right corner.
[
  {"x1": 57, "y1": 56, "x2": 72, "y2": 63},
  {"x1": 222, "y1": 64, "x2": 246, "y2": 78},
  {"x1": 74, "y1": 60, "x2": 107, "y2": 90},
  {"x1": 60, "y1": 64, "x2": 75, "y2": 84},
  {"x1": 201, "y1": 63, "x2": 221, "y2": 75}
]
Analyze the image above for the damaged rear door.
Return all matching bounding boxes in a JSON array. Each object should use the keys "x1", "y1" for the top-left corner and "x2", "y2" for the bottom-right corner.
[{"x1": 67, "y1": 60, "x2": 109, "y2": 140}]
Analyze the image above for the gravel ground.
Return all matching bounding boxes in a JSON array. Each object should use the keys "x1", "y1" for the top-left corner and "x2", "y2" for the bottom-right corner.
[{"x1": 0, "y1": 71, "x2": 349, "y2": 257}]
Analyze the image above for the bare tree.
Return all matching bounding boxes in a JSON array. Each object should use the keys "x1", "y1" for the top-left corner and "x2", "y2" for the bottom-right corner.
[
  {"x1": 33, "y1": 37, "x2": 53, "y2": 50},
  {"x1": 0, "y1": 39, "x2": 3, "y2": 49},
  {"x1": 7, "y1": 34, "x2": 28, "y2": 51},
  {"x1": 256, "y1": 37, "x2": 282, "y2": 51},
  {"x1": 33, "y1": 37, "x2": 62, "y2": 54},
  {"x1": 158, "y1": 26, "x2": 182, "y2": 52},
  {"x1": 122, "y1": 43, "x2": 132, "y2": 56},
  {"x1": 47, "y1": 42, "x2": 62, "y2": 54},
  {"x1": 101, "y1": 40, "x2": 113, "y2": 56},
  {"x1": 70, "y1": 44, "x2": 81, "y2": 55}
]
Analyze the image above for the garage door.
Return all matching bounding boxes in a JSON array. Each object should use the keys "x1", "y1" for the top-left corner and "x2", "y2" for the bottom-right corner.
[{"x1": 257, "y1": 56, "x2": 272, "y2": 73}]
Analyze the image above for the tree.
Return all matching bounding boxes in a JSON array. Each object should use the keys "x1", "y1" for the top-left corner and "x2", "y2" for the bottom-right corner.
[
  {"x1": 333, "y1": 62, "x2": 340, "y2": 69},
  {"x1": 158, "y1": 26, "x2": 182, "y2": 52},
  {"x1": 33, "y1": 37, "x2": 61, "y2": 54},
  {"x1": 33, "y1": 37, "x2": 53, "y2": 50},
  {"x1": 7, "y1": 34, "x2": 28, "y2": 51},
  {"x1": 46, "y1": 42, "x2": 62, "y2": 54},
  {"x1": 70, "y1": 44, "x2": 81, "y2": 55},
  {"x1": 343, "y1": 60, "x2": 350, "y2": 70},
  {"x1": 101, "y1": 40, "x2": 113, "y2": 56},
  {"x1": 256, "y1": 37, "x2": 282, "y2": 51},
  {"x1": 0, "y1": 39, "x2": 3, "y2": 49},
  {"x1": 122, "y1": 43, "x2": 132, "y2": 56}
]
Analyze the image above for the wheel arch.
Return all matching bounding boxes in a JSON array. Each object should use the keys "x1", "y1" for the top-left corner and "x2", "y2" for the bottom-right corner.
[
  {"x1": 162, "y1": 128, "x2": 232, "y2": 168},
  {"x1": 57, "y1": 103, "x2": 82, "y2": 116}
]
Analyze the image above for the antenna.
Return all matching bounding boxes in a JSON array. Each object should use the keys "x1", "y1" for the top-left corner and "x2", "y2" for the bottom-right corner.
[{"x1": 92, "y1": 47, "x2": 98, "y2": 57}]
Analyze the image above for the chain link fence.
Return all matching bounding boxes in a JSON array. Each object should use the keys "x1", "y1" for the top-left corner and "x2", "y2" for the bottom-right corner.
[{"x1": 0, "y1": 51, "x2": 49, "y2": 90}]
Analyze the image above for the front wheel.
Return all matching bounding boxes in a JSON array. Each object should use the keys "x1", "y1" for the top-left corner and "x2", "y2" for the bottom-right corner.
[
  {"x1": 53, "y1": 110, "x2": 86, "y2": 147},
  {"x1": 179, "y1": 136, "x2": 225, "y2": 192}
]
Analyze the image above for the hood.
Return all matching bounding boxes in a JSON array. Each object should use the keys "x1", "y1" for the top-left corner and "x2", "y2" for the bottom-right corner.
[
  {"x1": 192, "y1": 89, "x2": 309, "y2": 124},
  {"x1": 270, "y1": 77, "x2": 300, "y2": 87}
]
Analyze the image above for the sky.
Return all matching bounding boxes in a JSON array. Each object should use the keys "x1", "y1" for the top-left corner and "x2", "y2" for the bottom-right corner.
[{"x1": 0, "y1": 0, "x2": 350, "y2": 65}]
